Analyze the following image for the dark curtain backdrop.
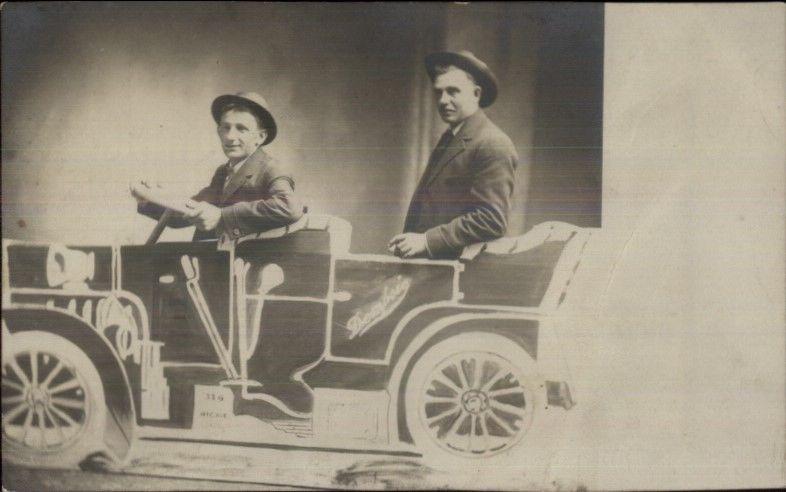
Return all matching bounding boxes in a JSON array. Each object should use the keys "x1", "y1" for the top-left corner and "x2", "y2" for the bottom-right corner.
[
  {"x1": 528, "y1": 3, "x2": 604, "y2": 229},
  {"x1": 2, "y1": 2, "x2": 602, "y2": 251}
]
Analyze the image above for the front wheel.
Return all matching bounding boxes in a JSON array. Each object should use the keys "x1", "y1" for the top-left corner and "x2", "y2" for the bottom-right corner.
[
  {"x1": 404, "y1": 332, "x2": 545, "y2": 464},
  {"x1": 2, "y1": 330, "x2": 107, "y2": 468}
]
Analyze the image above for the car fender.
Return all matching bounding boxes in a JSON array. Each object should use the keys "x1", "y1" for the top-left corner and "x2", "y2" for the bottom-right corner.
[{"x1": 2, "y1": 305, "x2": 136, "y2": 463}]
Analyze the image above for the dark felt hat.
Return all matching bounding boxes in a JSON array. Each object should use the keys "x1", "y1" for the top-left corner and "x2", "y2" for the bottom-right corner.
[
  {"x1": 425, "y1": 50, "x2": 499, "y2": 108},
  {"x1": 211, "y1": 92, "x2": 277, "y2": 145}
]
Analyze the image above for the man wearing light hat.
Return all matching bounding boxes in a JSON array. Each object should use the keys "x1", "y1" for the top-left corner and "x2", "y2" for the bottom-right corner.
[
  {"x1": 133, "y1": 92, "x2": 304, "y2": 241},
  {"x1": 389, "y1": 51, "x2": 518, "y2": 259}
]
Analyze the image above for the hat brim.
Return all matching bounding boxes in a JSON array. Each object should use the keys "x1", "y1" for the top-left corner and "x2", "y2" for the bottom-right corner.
[
  {"x1": 211, "y1": 94, "x2": 277, "y2": 145},
  {"x1": 425, "y1": 52, "x2": 498, "y2": 108}
]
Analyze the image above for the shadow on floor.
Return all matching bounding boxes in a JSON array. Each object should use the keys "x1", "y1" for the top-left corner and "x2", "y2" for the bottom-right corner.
[{"x1": 333, "y1": 459, "x2": 435, "y2": 490}]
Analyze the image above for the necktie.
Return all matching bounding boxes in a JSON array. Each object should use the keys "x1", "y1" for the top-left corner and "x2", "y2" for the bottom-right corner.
[
  {"x1": 429, "y1": 129, "x2": 454, "y2": 167},
  {"x1": 418, "y1": 129, "x2": 454, "y2": 187},
  {"x1": 405, "y1": 130, "x2": 454, "y2": 232},
  {"x1": 223, "y1": 161, "x2": 240, "y2": 189},
  {"x1": 223, "y1": 164, "x2": 232, "y2": 187}
]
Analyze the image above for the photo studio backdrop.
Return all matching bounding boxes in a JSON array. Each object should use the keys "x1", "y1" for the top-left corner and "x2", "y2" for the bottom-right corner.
[{"x1": 1, "y1": 3, "x2": 603, "y2": 251}]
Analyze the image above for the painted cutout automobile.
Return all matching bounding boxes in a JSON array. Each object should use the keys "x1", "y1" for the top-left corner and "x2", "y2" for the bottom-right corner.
[{"x1": 1, "y1": 214, "x2": 591, "y2": 469}]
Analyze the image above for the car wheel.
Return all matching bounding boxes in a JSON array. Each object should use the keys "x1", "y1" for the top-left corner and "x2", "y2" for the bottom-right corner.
[
  {"x1": 404, "y1": 332, "x2": 545, "y2": 465},
  {"x1": 2, "y1": 330, "x2": 107, "y2": 468}
]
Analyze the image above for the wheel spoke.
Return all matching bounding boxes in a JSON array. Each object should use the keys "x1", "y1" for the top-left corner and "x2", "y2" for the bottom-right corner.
[
  {"x1": 431, "y1": 372, "x2": 462, "y2": 396},
  {"x1": 490, "y1": 399, "x2": 527, "y2": 417},
  {"x1": 50, "y1": 397, "x2": 85, "y2": 410},
  {"x1": 424, "y1": 394, "x2": 459, "y2": 405},
  {"x1": 36, "y1": 405, "x2": 48, "y2": 447},
  {"x1": 1, "y1": 394, "x2": 25, "y2": 405},
  {"x1": 3, "y1": 401, "x2": 29, "y2": 424},
  {"x1": 21, "y1": 405, "x2": 34, "y2": 444},
  {"x1": 48, "y1": 404, "x2": 78, "y2": 428},
  {"x1": 40, "y1": 360, "x2": 64, "y2": 390},
  {"x1": 454, "y1": 361, "x2": 470, "y2": 390},
  {"x1": 488, "y1": 386, "x2": 525, "y2": 398},
  {"x1": 479, "y1": 413, "x2": 491, "y2": 453},
  {"x1": 445, "y1": 409, "x2": 467, "y2": 440},
  {"x1": 426, "y1": 405, "x2": 460, "y2": 426},
  {"x1": 486, "y1": 409, "x2": 517, "y2": 436},
  {"x1": 30, "y1": 351, "x2": 39, "y2": 387},
  {"x1": 481, "y1": 366, "x2": 510, "y2": 393},
  {"x1": 467, "y1": 415, "x2": 476, "y2": 452},
  {"x1": 8, "y1": 359, "x2": 31, "y2": 388},
  {"x1": 48, "y1": 377, "x2": 81, "y2": 395},
  {"x1": 472, "y1": 358, "x2": 483, "y2": 389},
  {"x1": 44, "y1": 406, "x2": 66, "y2": 442},
  {"x1": 2, "y1": 379, "x2": 26, "y2": 393}
]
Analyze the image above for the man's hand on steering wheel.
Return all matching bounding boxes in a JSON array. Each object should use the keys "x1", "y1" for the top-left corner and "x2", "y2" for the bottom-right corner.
[
  {"x1": 186, "y1": 202, "x2": 222, "y2": 231},
  {"x1": 130, "y1": 179, "x2": 220, "y2": 231}
]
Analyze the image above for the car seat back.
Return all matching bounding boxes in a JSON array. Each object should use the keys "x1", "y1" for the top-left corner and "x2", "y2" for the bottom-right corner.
[
  {"x1": 459, "y1": 222, "x2": 593, "y2": 310},
  {"x1": 231, "y1": 213, "x2": 352, "y2": 255}
]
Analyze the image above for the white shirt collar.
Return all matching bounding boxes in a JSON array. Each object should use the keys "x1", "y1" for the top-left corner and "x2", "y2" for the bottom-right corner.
[{"x1": 450, "y1": 121, "x2": 465, "y2": 136}]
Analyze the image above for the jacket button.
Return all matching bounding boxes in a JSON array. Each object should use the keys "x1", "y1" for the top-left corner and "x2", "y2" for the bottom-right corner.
[{"x1": 233, "y1": 228, "x2": 241, "y2": 236}]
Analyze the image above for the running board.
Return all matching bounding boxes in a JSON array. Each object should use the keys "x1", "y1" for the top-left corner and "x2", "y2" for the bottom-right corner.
[{"x1": 136, "y1": 434, "x2": 420, "y2": 458}]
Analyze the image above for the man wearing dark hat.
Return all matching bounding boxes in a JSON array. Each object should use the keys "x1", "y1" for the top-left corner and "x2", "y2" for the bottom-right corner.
[
  {"x1": 133, "y1": 92, "x2": 304, "y2": 241},
  {"x1": 388, "y1": 51, "x2": 518, "y2": 259}
]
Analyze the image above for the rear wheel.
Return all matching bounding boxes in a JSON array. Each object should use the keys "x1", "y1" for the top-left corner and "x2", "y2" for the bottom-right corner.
[
  {"x1": 2, "y1": 330, "x2": 107, "y2": 468},
  {"x1": 404, "y1": 332, "x2": 545, "y2": 465}
]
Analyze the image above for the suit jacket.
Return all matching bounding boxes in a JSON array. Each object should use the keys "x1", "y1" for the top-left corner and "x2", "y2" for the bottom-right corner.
[
  {"x1": 138, "y1": 146, "x2": 304, "y2": 241},
  {"x1": 404, "y1": 110, "x2": 518, "y2": 259}
]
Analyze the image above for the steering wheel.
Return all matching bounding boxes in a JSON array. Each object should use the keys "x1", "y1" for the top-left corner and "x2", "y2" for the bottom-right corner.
[
  {"x1": 133, "y1": 181, "x2": 310, "y2": 246},
  {"x1": 131, "y1": 181, "x2": 198, "y2": 245}
]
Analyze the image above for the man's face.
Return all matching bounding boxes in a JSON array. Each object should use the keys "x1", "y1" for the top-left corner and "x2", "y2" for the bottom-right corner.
[
  {"x1": 217, "y1": 109, "x2": 267, "y2": 162},
  {"x1": 433, "y1": 67, "x2": 481, "y2": 126}
]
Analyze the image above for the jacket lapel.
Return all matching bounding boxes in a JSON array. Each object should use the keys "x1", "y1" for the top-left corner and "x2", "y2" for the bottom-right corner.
[
  {"x1": 422, "y1": 110, "x2": 487, "y2": 188},
  {"x1": 220, "y1": 146, "x2": 268, "y2": 203}
]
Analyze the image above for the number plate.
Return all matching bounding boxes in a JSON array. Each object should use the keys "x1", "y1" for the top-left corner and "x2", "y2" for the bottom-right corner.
[{"x1": 193, "y1": 385, "x2": 234, "y2": 426}]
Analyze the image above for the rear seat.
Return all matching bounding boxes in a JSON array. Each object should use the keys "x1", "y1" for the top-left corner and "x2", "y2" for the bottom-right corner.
[{"x1": 459, "y1": 222, "x2": 592, "y2": 309}]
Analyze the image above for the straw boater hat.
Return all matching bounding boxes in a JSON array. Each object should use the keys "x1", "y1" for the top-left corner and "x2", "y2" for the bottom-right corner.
[
  {"x1": 424, "y1": 50, "x2": 499, "y2": 108},
  {"x1": 211, "y1": 91, "x2": 277, "y2": 145}
]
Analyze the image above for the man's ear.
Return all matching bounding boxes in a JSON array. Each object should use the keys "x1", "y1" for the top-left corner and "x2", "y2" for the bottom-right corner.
[
  {"x1": 474, "y1": 85, "x2": 482, "y2": 100},
  {"x1": 257, "y1": 129, "x2": 268, "y2": 146}
]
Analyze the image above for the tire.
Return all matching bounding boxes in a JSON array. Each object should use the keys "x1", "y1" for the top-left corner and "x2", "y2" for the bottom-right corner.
[
  {"x1": 2, "y1": 330, "x2": 107, "y2": 468},
  {"x1": 404, "y1": 332, "x2": 548, "y2": 468}
]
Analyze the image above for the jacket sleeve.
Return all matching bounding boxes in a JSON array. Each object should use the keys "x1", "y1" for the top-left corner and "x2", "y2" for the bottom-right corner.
[
  {"x1": 219, "y1": 174, "x2": 305, "y2": 239},
  {"x1": 424, "y1": 136, "x2": 517, "y2": 258}
]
